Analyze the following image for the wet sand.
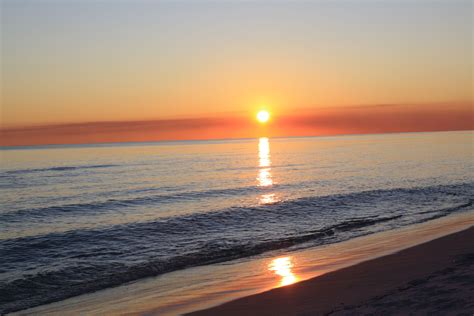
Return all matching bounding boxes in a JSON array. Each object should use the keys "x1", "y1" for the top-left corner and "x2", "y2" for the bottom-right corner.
[{"x1": 189, "y1": 226, "x2": 474, "y2": 315}]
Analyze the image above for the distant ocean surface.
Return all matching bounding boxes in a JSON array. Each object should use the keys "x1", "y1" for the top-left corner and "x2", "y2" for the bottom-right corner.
[{"x1": 0, "y1": 131, "x2": 473, "y2": 314}]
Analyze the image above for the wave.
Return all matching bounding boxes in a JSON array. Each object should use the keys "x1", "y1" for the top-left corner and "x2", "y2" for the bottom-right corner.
[
  {"x1": 0, "y1": 185, "x2": 264, "y2": 221},
  {"x1": 0, "y1": 214, "x2": 406, "y2": 314},
  {"x1": 3, "y1": 164, "x2": 119, "y2": 175},
  {"x1": 0, "y1": 182, "x2": 472, "y2": 314},
  {"x1": 2, "y1": 181, "x2": 470, "y2": 222}
]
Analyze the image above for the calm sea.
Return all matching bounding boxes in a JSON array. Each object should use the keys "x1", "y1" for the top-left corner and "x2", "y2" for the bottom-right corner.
[{"x1": 0, "y1": 131, "x2": 473, "y2": 313}]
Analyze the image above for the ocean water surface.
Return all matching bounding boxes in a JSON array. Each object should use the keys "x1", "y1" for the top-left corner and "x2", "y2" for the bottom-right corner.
[{"x1": 0, "y1": 131, "x2": 473, "y2": 314}]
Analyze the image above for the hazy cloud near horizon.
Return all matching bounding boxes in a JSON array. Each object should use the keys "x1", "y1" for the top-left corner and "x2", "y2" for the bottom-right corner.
[{"x1": 2, "y1": 102, "x2": 472, "y2": 146}]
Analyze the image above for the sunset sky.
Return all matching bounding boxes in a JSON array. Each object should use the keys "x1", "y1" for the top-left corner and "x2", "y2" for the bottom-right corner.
[{"x1": 1, "y1": 0, "x2": 472, "y2": 146}]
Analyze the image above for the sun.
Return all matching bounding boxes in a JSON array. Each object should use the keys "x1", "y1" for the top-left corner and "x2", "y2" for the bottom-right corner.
[{"x1": 257, "y1": 110, "x2": 270, "y2": 123}]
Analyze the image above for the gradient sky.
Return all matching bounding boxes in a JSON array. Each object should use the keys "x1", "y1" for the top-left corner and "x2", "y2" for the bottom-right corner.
[{"x1": 1, "y1": 0, "x2": 472, "y2": 145}]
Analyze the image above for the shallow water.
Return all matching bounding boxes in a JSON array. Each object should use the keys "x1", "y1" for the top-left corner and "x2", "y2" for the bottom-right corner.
[{"x1": 0, "y1": 131, "x2": 473, "y2": 313}]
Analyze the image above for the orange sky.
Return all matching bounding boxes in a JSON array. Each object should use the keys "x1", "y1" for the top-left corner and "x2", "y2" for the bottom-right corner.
[{"x1": 1, "y1": 1, "x2": 472, "y2": 146}]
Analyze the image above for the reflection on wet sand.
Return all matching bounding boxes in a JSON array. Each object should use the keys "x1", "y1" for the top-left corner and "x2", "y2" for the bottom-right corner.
[
  {"x1": 257, "y1": 137, "x2": 278, "y2": 204},
  {"x1": 268, "y1": 257, "x2": 298, "y2": 287}
]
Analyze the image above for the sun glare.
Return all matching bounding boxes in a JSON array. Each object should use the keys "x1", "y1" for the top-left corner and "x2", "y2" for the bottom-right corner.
[{"x1": 256, "y1": 110, "x2": 270, "y2": 123}]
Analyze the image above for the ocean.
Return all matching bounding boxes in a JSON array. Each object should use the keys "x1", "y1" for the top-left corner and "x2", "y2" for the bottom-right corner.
[{"x1": 0, "y1": 131, "x2": 473, "y2": 314}]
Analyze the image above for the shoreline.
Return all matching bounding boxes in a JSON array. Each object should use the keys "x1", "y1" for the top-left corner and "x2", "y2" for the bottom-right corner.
[
  {"x1": 189, "y1": 225, "x2": 474, "y2": 315},
  {"x1": 13, "y1": 210, "x2": 474, "y2": 315}
]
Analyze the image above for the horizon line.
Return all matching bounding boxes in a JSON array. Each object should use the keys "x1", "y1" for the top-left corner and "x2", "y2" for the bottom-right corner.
[{"x1": 1, "y1": 129, "x2": 472, "y2": 150}]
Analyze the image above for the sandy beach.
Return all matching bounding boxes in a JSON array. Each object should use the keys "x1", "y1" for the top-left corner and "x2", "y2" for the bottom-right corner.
[{"x1": 190, "y1": 225, "x2": 474, "y2": 315}]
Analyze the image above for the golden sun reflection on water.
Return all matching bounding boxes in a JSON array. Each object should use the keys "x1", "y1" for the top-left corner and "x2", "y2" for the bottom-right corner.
[
  {"x1": 257, "y1": 137, "x2": 279, "y2": 204},
  {"x1": 258, "y1": 137, "x2": 271, "y2": 168},
  {"x1": 260, "y1": 193, "x2": 277, "y2": 204},
  {"x1": 268, "y1": 257, "x2": 298, "y2": 287},
  {"x1": 257, "y1": 168, "x2": 272, "y2": 187}
]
